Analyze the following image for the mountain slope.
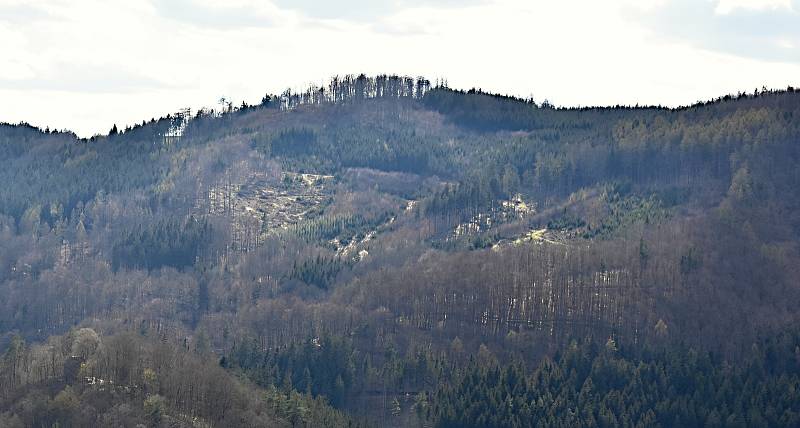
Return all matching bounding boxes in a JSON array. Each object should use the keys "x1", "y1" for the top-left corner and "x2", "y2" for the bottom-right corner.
[{"x1": 1, "y1": 76, "x2": 799, "y2": 426}]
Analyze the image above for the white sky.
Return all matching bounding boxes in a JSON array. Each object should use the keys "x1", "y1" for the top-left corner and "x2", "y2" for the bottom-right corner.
[{"x1": 1, "y1": 0, "x2": 799, "y2": 137}]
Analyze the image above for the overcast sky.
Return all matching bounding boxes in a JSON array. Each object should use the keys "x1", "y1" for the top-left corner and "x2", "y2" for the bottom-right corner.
[{"x1": 1, "y1": 0, "x2": 799, "y2": 137}]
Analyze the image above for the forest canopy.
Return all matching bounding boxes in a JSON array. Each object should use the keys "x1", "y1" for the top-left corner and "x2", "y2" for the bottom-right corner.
[{"x1": 1, "y1": 75, "x2": 799, "y2": 427}]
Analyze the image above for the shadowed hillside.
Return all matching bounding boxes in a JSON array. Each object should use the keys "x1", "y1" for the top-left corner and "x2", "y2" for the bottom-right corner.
[{"x1": 2, "y1": 75, "x2": 800, "y2": 427}]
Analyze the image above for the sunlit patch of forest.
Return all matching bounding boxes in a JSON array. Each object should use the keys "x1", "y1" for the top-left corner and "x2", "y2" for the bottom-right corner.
[{"x1": 1, "y1": 75, "x2": 799, "y2": 427}]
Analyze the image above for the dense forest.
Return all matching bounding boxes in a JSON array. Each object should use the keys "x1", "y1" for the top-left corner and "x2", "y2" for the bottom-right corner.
[{"x1": 1, "y1": 74, "x2": 799, "y2": 427}]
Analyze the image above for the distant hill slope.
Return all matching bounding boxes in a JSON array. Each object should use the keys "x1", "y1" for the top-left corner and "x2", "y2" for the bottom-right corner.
[{"x1": 1, "y1": 76, "x2": 799, "y2": 427}]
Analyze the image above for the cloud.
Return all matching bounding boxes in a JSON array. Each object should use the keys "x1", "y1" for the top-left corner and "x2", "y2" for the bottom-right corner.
[
  {"x1": 631, "y1": 0, "x2": 800, "y2": 63},
  {"x1": 0, "y1": 62, "x2": 172, "y2": 94},
  {"x1": 272, "y1": 0, "x2": 392, "y2": 21},
  {"x1": 150, "y1": 0, "x2": 277, "y2": 29},
  {"x1": 2, "y1": 0, "x2": 800, "y2": 137},
  {"x1": 715, "y1": 0, "x2": 794, "y2": 14},
  {"x1": 371, "y1": 20, "x2": 435, "y2": 36},
  {"x1": 271, "y1": 0, "x2": 486, "y2": 21},
  {"x1": 0, "y1": 2, "x2": 53, "y2": 23}
]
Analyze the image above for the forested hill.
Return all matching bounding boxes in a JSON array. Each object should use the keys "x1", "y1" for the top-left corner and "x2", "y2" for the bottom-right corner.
[{"x1": 1, "y1": 75, "x2": 800, "y2": 427}]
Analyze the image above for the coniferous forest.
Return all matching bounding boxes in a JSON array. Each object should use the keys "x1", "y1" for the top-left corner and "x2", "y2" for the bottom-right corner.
[{"x1": 1, "y1": 74, "x2": 800, "y2": 427}]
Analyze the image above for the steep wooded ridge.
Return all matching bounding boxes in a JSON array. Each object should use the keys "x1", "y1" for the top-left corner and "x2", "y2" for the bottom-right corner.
[{"x1": 1, "y1": 75, "x2": 799, "y2": 427}]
